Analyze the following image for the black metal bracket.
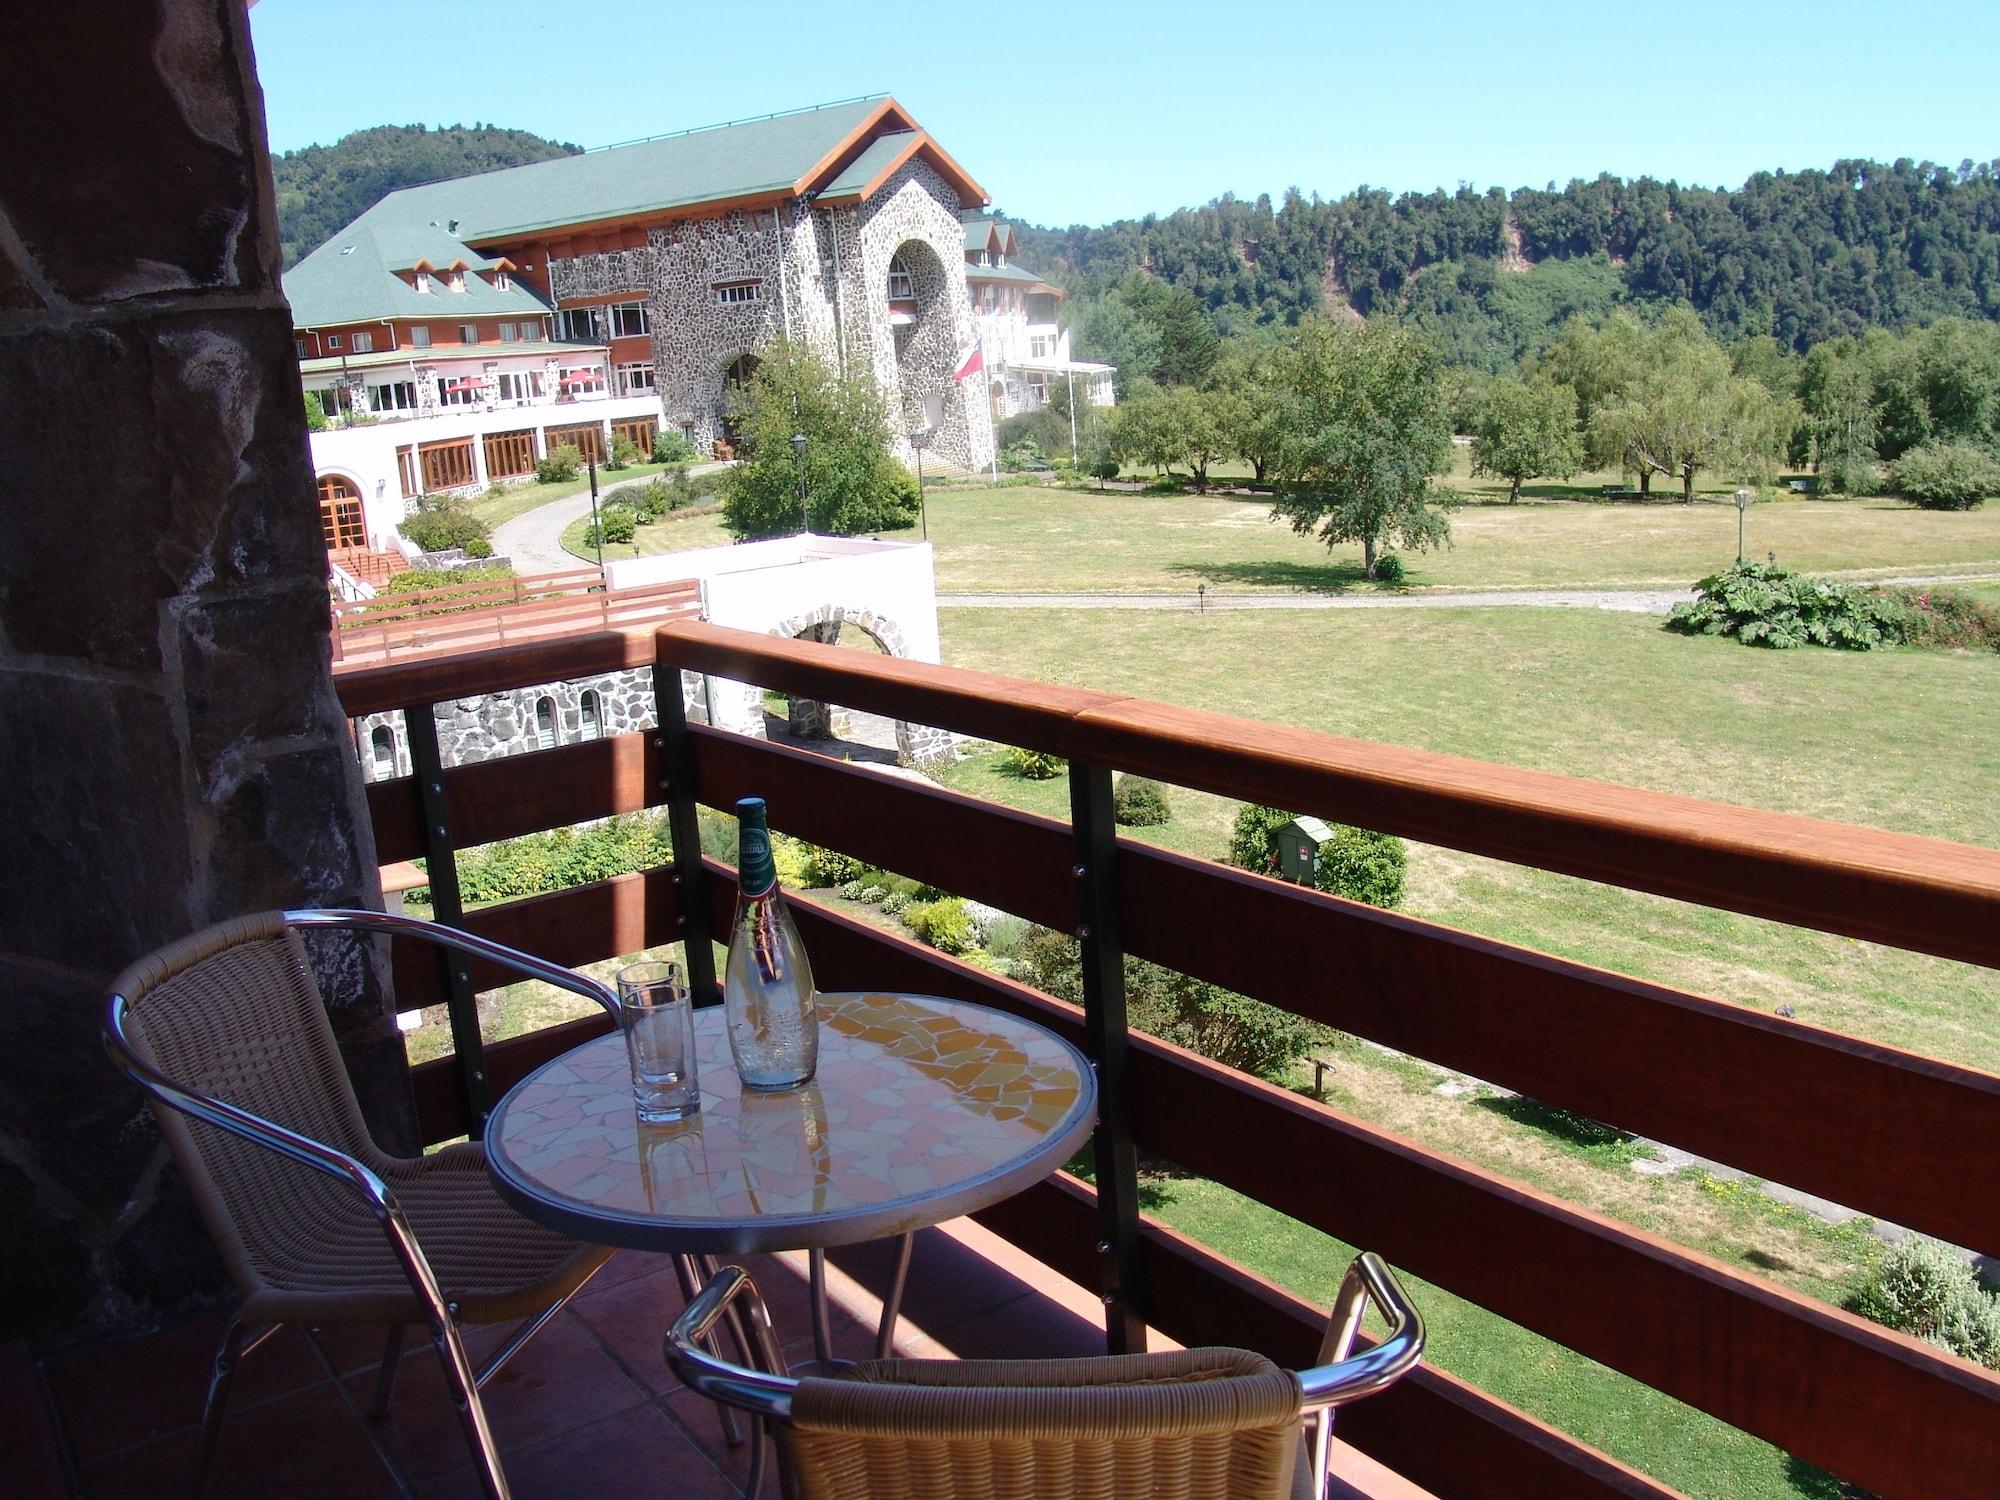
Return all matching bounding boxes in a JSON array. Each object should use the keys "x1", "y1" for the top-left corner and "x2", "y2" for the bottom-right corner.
[
  {"x1": 401, "y1": 705, "x2": 492, "y2": 1134},
  {"x1": 1070, "y1": 761, "x2": 1147, "y2": 1354},
  {"x1": 655, "y1": 664, "x2": 719, "y2": 1007}
]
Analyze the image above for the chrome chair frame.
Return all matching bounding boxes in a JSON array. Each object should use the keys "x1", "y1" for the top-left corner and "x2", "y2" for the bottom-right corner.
[
  {"x1": 104, "y1": 908, "x2": 622, "y2": 1500},
  {"x1": 666, "y1": 1251, "x2": 1425, "y2": 1500}
]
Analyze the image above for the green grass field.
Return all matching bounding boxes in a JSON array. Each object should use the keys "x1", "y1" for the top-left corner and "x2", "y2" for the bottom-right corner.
[
  {"x1": 558, "y1": 506, "x2": 733, "y2": 563},
  {"x1": 922, "y1": 481, "x2": 2000, "y2": 594},
  {"x1": 462, "y1": 460, "x2": 687, "y2": 530}
]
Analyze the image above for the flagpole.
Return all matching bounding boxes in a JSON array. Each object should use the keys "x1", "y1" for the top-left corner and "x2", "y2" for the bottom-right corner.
[{"x1": 980, "y1": 334, "x2": 997, "y2": 482}]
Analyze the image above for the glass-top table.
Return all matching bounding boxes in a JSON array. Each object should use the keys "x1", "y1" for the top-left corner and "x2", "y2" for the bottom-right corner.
[{"x1": 485, "y1": 991, "x2": 1098, "y2": 1256}]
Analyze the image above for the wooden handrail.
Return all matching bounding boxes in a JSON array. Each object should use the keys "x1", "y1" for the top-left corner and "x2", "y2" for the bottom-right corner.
[{"x1": 655, "y1": 620, "x2": 2000, "y2": 968}]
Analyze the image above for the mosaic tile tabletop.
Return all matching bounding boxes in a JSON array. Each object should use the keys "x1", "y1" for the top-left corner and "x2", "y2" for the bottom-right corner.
[{"x1": 486, "y1": 992, "x2": 1097, "y2": 1252}]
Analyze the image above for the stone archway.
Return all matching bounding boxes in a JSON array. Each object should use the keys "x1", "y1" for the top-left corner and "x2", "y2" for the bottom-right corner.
[
  {"x1": 766, "y1": 602, "x2": 953, "y2": 769},
  {"x1": 883, "y1": 238, "x2": 955, "y2": 440}
]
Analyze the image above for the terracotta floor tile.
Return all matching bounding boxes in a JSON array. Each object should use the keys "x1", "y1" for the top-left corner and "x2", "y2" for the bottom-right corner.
[
  {"x1": 568, "y1": 1266, "x2": 685, "y2": 1396},
  {"x1": 415, "y1": 1402, "x2": 742, "y2": 1500},
  {"x1": 347, "y1": 1309, "x2": 650, "y2": 1481},
  {"x1": 77, "y1": 1382, "x2": 397, "y2": 1500}
]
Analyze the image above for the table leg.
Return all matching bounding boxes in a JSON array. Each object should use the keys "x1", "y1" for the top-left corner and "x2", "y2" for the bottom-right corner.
[
  {"x1": 876, "y1": 1232, "x2": 915, "y2": 1361},
  {"x1": 808, "y1": 1249, "x2": 834, "y2": 1367}
]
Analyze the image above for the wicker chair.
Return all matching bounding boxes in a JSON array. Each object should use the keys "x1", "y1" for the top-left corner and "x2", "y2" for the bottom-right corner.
[
  {"x1": 103, "y1": 908, "x2": 624, "y2": 1500},
  {"x1": 665, "y1": 1255, "x2": 1424, "y2": 1500}
]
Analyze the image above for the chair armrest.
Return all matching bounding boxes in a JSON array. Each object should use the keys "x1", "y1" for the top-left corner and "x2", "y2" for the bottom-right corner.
[
  {"x1": 664, "y1": 1266, "x2": 798, "y2": 1422},
  {"x1": 283, "y1": 906, "x2": 620, "y2": 1019},
  {"x1": 1298, "y1": 1253, "x2": 1424, "y2": 1412}
]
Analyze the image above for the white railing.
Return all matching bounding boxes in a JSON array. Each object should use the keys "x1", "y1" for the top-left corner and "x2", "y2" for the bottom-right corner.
[{"x1": 328, "y1": 561, "x2": 376, "y2": 602}]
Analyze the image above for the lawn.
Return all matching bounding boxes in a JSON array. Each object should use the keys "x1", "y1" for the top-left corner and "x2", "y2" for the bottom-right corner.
[
  {"x1": 462, "y1": 459, "x2": 688, "y2": 530},
  {"x1": 936, "y1": 605, "x2": 2000, "y2": 1070},
  {"x1": 558, "y1": 506, "x2": 734, "y2": 563},
  {"x1": 922, "y1": 483, "x2": 2000, "y2": 595}
]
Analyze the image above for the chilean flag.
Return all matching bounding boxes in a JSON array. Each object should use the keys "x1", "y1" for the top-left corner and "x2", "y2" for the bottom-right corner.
[{"x1": 952, "y1": 340, "x2": 983, "y2": 383}]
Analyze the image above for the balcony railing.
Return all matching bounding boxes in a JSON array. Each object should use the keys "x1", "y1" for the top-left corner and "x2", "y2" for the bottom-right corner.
[{"x1": 331, "y1": 619, "x2": 2000, "y2": 1500}]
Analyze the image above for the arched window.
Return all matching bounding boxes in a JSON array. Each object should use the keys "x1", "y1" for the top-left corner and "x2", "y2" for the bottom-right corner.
[
  {"x1": 534, "y1": 696, "x2": 556, "y2": 750},
  {"x1": 886, "y1": 254, "x2": 913, "y2": 301},
  {"x1": 369, "y1": 725, "x2": 395, "y2": 776},
  {"x1": 579, "y1": 690, "x2": 601, "y2": 741}
]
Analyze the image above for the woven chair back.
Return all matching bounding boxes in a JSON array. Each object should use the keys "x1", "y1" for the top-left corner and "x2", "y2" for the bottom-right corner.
[
  {"x1": 112, "y1": 915, "x2": 393, "y2": 1300},
  {"x1": 784, "y1": 1347, "x2": 1307, "y2": 1500}
]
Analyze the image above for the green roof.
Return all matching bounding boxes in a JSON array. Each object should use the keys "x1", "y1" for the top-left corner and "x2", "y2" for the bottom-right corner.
[
  {"x1": 284, "y1": 222, "x2": 556, "y2": 327},
  {"x1": 818, "y1": 131, "x2": 917, "y2": 200},
  {"x1": 968, "y1": 262, "x2": 1060, "y2": 293},
  {"x1": 286, "y1": 96, "x2": 894, "y2": 329}
]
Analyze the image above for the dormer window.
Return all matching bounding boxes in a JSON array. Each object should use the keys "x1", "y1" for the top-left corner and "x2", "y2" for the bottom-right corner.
[
  {"x1": 887, "y1": 254, "x2": 914, "y2": 302},
  {"x1": 976, "y1": 250, "x2": 989, "y2": 267},
  {"x1": 493, "y1": 270, "x2": 511, "y2": 290},
  {"x1": 447, "y1": 271, "x2": 466, "y2": 293},
  {"x1": 414, "y1": 272, "x2": 431, "y2": 294},
  {"x1": 995, "y1": 253, "x2": 1006, "y2": 268}
]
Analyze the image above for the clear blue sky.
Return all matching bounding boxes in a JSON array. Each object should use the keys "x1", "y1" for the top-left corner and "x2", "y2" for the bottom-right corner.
[{"x1": 249, "y1": 0, "x2": 1998, "y2": 228}]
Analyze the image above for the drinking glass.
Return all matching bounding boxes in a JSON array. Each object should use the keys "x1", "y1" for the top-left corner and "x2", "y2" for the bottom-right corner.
[{"x1": 615, "y1": 961, "x2": 699, "y2": 1123}]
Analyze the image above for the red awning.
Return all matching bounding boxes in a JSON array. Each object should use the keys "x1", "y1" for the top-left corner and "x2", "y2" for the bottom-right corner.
[{"x1": 440, "y1": 377, "x2": 482, "y2": 393}]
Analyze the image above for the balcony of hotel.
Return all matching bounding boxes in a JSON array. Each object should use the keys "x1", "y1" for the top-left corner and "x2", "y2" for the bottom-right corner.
[
  {"x1": 17, "y1": 613, "x2": 2000, "y2": 1500},
  {"x1": 5, "y1": 11, "x2": 1998, "y2": 1500}
]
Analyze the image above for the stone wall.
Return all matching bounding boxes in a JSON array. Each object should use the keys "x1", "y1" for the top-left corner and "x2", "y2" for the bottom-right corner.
[
  {"x1": 543, "y1": 161, "x2": 993, "y2": 471},
  {"x1": 0, "y1": 1, "x2": 409, "y2": 1347}
]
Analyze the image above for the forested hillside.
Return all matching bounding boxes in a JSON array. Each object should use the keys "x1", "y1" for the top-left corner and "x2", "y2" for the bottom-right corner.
[
  {"x1": 1013, "y1": 159, "x2": 2000, "y2": 372},
  {"x1": 273, "y1": 124, "x2": 580, "y2": 266}
]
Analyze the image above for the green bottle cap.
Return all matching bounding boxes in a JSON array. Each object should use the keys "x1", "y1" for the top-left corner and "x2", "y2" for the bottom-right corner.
[{"x1": 737, "y1": 797, "x2": 776, "y2": 894}]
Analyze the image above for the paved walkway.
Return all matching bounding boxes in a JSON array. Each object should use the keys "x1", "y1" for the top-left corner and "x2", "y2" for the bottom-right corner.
[
  {"x1": 490, "y1": 462, "x2": 730, "y2": 575},
  {"x1": 941, "y1": 573, "x2": 1997, "y2": 617}
]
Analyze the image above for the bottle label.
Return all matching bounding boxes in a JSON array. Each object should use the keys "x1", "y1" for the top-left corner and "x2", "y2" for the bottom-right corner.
[{"x1": 739, "y1": 824, "x2": 777, "y2": 896}]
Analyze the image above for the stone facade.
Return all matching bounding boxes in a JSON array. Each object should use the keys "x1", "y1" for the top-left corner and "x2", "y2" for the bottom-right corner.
[{"x1": 548, "y1": 159, "x2": 993, "y2": 473}]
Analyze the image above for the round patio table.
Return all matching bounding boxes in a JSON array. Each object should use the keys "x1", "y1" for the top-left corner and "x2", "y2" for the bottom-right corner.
[{"x1": 486, "y1": 989, "x2": 1097, "y2": 1385}]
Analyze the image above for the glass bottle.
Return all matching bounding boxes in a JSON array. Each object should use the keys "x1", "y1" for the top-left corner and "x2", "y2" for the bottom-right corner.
[{"x1": 722, "y1": 797, "x2": 819, "y2": 1090}]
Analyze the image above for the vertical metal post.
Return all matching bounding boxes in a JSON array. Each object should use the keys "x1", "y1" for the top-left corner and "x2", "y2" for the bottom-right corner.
[
  {"x1": 655, "y1": 665, "x2": 719, "y2": 1007},
  {"x1": 402, "y1": 704, "x2": 492, "y2": 1134},
  {"x1": 1070, "y1": 761, "x2": 1146, "y2": 1354}
]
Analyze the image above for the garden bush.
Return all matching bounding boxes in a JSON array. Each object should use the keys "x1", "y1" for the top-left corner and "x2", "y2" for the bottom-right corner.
[
  {"x1": 606, "y1": 434, "x2": 643, "y2": 471},
  {"x1": 1666, "y1": 561, "x2": 1907, "y2": 650},
  {"x1": 1849, "y1": 1238, "x2": 2000, "y2": 1369},
  {"x1": 378, "y1": 563, "x2": 515, "y2": 599},
  {"x1": 433, "y1": 813, "x2": 674, "y2": 906},
  {"x1": 652, "y1": 430, "x2": 697, "y2": 464},
  {"x1": 1017, "y1": 926, "x2": 1320, "y2": 1080},
  {"x1": 1229, "y1": 804, "x2": 1405, "y2": 906},
  {"x1": 1877, "y1": 585, "x2": 2000, "y2": 651},
  {"x1": 904, "y1": 897, "x2": 976, "y2": 956},
  {"x1": 1000, "y1": 747, "x2": 1065, "y2": 780},
  {"x1": 1112, "y1": 775, "x2": 1172, "y2": 827},
  {"x1": 398, "y1": 495, "x2": 494, "y2": 558},
  {"x1": 799, "y1": 844, "x2": 870, "y2": 888},
  {"x1": 1311, "y1": 824, "x2": 1406, "y2": 908},
  {"x1": 586, "y1": 505, "x2": 637, "y2": 547},
  {"x1": 536, "y1": 443, "x2": 583, "y2": 483},
  {"x1": 637, "y1": 478, "x2": 672, "y2": 520},
  {"x1": 1886, "y1": 442, "x2": 1999, "y2": 510},
  {"x1": 1372, "y1": 553, "x2": 1407, "y2": 584}
]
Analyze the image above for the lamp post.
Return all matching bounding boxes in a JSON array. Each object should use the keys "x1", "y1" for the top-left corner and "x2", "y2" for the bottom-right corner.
[
  {"x1": 1734, "y1": 488, "x2": 1753, "y2": 565},
  {"x1": 791, "y1": 432, "x2": 808, "y2": 535},
  {"x1": 910, "y1": 423, "x2": 932, "y2": 540},
  {"x1": 584, "y1": 452, "x2": 600, "y2": 568}
]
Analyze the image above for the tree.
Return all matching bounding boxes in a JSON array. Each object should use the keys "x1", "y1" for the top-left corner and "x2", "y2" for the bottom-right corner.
[
  {"x1": 1207, "y1": 344, "x2": 1286, "y2": 485},
  {"x1": 1228, "y1": 804, "x2": 1405, "y2": 908},
  {"x1": 1469, "y1": 377, "x2": 1583, "y2": 502},
  {"x1": 1161, "y1": 385, "x2": 1229, "y2": 492},
  {"x1": 1534, "y1": 310, "x2": 1647, "y2": 476},
  {"x1": 1796, "y1": 337, "x2": 1879, "y2": 493},
  {"x1": 1266, "y1": 317, "x2": 1457, "y2": 578},
  {"x1": 719, "y1": 338, "x2": 919, "y2": 539},
  {"x1": 1592, "y1": 311, "x2": 1790, "y2": 501},
  {"x1": 1147, "y1": 285, "x2": 1222, "y2": 386}
]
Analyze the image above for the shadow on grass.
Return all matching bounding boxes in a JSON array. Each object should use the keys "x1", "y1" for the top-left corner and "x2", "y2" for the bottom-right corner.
[
  {"x1": 1783, "y1": 1456, "x2": 1870, "y2": 1499},
  {"x1": 1166, "y1": 559, "x2": 1373, "y2": 594},
  {"x1": 1471, "y1": 1094, "x2": 1651, "y2": 1165}
]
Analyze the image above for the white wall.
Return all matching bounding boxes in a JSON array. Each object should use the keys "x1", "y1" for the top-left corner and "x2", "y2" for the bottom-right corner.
[{"x1": 310, "y1": 393, "x2": 665, "y2": 550}]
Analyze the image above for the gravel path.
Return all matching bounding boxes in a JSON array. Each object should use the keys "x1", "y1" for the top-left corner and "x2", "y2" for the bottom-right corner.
[
  {"x1": 490, "y1": 462, "x2": 732, "y2": 575},
  {"x1": 941, "y1": 573, "x2": 1997, "y2": 616}
]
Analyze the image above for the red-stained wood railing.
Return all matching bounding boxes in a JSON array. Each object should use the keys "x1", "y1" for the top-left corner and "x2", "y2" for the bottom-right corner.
[{"x1": 330, "y1": 619, "x2": 2000, "y2": 1500}]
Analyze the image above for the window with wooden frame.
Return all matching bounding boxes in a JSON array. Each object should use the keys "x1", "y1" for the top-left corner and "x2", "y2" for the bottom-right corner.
[
  {"x1": 482, "y1": 428, "x2": 536, "y2": 479},
  {"x1": 611, "y1": 416, "x2": 657, "y2": 459},
  {"x1": 417, "y1": 437, "x2": 476, "y2": 491},
  {"x1": 396, "y1": 445, "x2": 419, "y2": 498},
  {"x1": 317, "y1": 474, "x2": 365, "y2": 550},
  {"x1": 543, "y1": 422, "x2": 604, "y2": 465}
]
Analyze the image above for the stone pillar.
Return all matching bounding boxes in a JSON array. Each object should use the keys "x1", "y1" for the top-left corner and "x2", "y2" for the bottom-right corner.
[{"x1": 0, "y1": 0, "x2": 413, "y2": 1348}]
